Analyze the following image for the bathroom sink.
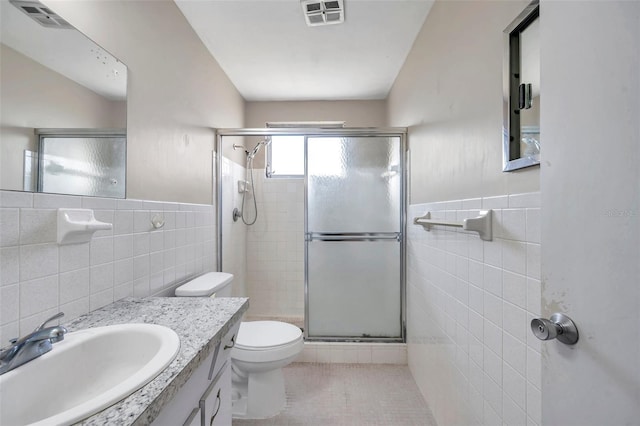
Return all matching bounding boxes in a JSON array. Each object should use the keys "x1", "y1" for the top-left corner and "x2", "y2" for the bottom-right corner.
[{"x1": 0, "y1": 323, "x2": 180, "y2": 426}]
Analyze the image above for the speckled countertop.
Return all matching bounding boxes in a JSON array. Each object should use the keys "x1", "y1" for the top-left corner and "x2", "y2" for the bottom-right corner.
[{"x1": 65, "y1": 297, "x2": 249, "y2": 426}]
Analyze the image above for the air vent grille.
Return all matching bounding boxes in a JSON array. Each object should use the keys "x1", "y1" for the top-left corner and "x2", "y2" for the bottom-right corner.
[
  {"x1": 301, "y1": 0, "x2": 344, "y2": 27},
  {"x1": 9, "y1": 0, "x2": 74, "y2": 29}
]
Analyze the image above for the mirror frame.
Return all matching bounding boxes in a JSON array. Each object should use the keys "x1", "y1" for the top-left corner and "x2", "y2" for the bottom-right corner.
[{"x1": 502, "y1": 0, "x2": 540, "y2": 172}]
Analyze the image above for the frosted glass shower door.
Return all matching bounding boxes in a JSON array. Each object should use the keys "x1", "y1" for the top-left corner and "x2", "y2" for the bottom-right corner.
[{"x1": 306, "y1": 136, "x2": 402, "y2": 339}]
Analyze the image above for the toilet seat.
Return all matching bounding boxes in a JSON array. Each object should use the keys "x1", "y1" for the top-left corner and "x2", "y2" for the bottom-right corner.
[
  {"x1": 232, "y1": 321, "x2": 304, "y2": 364},
  {"x1": 235, "y1": 321, "x2": 302, "y2": 350}
]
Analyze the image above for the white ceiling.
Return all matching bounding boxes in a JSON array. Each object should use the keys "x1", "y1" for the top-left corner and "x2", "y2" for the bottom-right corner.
[
  {"x1": 175, "y1": 0, "x2": 434, "y2": 101},
  {"x1": 0, "y1": 0, "x2": 127, "y2": 101}
]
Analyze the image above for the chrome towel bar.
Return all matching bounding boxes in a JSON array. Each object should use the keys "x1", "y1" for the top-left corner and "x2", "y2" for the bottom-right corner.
[{"x1": 413, "y1": 209, "x2": 493, "y2": 241}]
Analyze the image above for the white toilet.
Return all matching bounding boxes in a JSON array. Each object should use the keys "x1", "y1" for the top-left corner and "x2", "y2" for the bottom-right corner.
[{"x1": 175, "y1": 272, "x2": 304, "y2": 419}]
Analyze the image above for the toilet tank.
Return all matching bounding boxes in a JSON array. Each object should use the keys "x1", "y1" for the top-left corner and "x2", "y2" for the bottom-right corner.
[{"x1": 175, "y1": 272, "x2": 234, "y2": 297}]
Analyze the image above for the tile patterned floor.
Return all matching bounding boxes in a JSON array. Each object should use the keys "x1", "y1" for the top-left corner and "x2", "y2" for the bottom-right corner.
[{"x1": 232, "y1": 363, "x2": 436, "y2": 426}]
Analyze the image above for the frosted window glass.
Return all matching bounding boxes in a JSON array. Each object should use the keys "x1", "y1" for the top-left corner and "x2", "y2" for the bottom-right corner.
[
  {"x1": 307, "y1": 240, "x2": 401, "y2": 338},
  {"x1": 307, "y1": 136, "x2": 401, "y2": 232},
  {"x1": 39, "y1": 136, "x2": 126, "y2": 198}
]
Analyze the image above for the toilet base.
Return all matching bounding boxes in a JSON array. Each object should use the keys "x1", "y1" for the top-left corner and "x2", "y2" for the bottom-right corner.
[{"x1": 231, "y1": 364, "x2": 286, "y2": 419}]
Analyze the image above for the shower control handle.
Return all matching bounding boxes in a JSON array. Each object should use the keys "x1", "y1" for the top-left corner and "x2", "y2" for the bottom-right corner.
[{"x1": 531, "y1": 313, "x2": 579, "y2": 345}]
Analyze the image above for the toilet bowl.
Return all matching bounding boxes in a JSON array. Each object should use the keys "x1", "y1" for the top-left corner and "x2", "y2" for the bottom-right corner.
[{"x1": 174, "y1": 272, "x2": 303, "y2": 419}]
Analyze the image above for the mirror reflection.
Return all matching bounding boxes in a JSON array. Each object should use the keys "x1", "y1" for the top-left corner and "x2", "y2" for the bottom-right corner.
[
  {"x1": 0, "y1": 0, "x2": 127, "y2": 197},
  {"x1": 502, "y1": 0, "x2": 540, "y2": 172}
]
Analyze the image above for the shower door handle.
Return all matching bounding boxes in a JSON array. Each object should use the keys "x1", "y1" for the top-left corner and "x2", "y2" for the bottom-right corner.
[{"x1": 306, "y1": 233, "x2": 401, "y2": 242}]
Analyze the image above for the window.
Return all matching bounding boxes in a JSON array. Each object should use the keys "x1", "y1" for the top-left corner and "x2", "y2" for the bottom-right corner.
[
  {"x1": 35, "y1": 129, "x2": 126, "y2": 197},
  {"x1": 264, "y1": 122, "x2": 346, "y2": 178},
  {"x1": 266, "y1": 136, "x2": 305, "y2": 178}
]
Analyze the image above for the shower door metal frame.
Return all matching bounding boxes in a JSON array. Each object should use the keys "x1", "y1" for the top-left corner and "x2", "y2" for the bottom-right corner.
[{"x1": 216, "y1": 128, "x2": 408, "y2": 343}]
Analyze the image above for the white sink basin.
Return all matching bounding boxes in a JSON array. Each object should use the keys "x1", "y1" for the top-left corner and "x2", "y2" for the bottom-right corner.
[{"x1": 0, "y1": 323, "x2": 180, "y2": 426}]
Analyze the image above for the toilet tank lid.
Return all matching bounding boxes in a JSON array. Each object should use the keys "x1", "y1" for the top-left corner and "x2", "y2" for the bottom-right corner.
[{"x1": 175, "y1": 272, "x2": 234, "y2": 297}]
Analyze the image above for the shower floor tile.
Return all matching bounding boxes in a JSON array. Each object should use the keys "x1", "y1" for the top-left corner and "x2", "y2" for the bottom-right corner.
[{"x1": 232, "y1": 363, "x2": 436, "y2": 426}]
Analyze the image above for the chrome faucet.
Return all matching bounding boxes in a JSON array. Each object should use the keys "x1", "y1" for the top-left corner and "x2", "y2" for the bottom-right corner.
[{"x1": 0, "y1": 312, "x2": 67, "y2": 375}]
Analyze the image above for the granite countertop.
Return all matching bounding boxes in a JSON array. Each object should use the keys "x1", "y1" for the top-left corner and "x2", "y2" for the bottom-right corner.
[{"x1": 65, "y1": 296, "x2": 249, "y2": 426}]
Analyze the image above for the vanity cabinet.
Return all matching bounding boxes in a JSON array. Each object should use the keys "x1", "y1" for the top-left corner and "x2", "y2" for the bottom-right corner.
[{"x1": 151, "y1": 321, "x2": 240, "y2": 426}]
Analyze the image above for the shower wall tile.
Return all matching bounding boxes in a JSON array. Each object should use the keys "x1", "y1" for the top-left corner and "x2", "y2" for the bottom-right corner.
[
  {"x1": 243, "y1": 172, "x2": 304, "y2": 319},
  {"x1": 0, "y1": 190, "x2": 216, "y2": 342},
  {"x1": 407, "y1": 192, "x2": 541, "y2": 426}
]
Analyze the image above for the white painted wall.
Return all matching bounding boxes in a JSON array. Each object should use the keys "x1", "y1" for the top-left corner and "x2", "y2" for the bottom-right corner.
[
  {"x1": 388, "y1": 0, "x2": 538, "y2": 204},
  {"x1": 540, "y1": 1, "x2": 640, "y2": 424},
  {"x1": 0, "y1": 44, "x2": 125, "y2": 191},
  {"x1": 43, "y1": 0, "x2": 245, "y2": 204},
  {"x1": 245, "y1": 100, "x2": 388, "y2": 168}
]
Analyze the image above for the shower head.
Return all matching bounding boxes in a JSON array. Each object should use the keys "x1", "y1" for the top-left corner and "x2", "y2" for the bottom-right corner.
[{"x1": 247, "y1": 137, "x2": 272, "y2": 160}]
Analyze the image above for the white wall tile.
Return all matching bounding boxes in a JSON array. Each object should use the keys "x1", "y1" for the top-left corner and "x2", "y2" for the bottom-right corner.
[
  {"x1": 90, "y1": 237, "x2": 114, "y2": 266},
  {"x1": 20, "y1": 244, "x2": 58, "y2": 281},
  {"x1": 509, "y1": 193, "x2": 540, "y2": 208},
  {"x1": 149, "y1": 230, "x2": 164, "y2": 252},
  {"x1": 0, "y1": 247, "x2": 19, "y2": 286},
  {"x1": 502, "y1": 209, "x2": 527, "y2": 241},
  {"x1": 90, "y1": 288, "x2": 113, "y2": 311},
  {"x1": 90, "y1": 263, "x2": 114, "y2": 293},
  {"x1": 1, "y1": 284, "x2": 19, "y2": 324},
  {"x1": 503, "y1": 393, "x2": 527, "y2": 426},
  {"x1": 133, "y1": 233, "x2": 150, "y2": 256},
  {"x1": 82, "y1": 197, "x2": 116, "y2": 210},
  {"x1": 0, "y1": 209, "x2": 20, "y2": 247},
  {"x1": 526, "y1": 243, "x2": 541, "y2": 279},
  {"x1": 503, "y1": 271, "x2": 527, "y2": 309},
  {"x1": 59, "y1": 268, "x2": 90, "y2": 304},
  {"x1": 503, "y1": 240, "x2": 527, "y2": 275},
  {"x1": 20, "y1": 209, "x2": 57, "y2": 244},
  {"x1": 114, "y1": 235, "x2": 133, "y2": 260},
  {"x1": 20, "y1": 275, "x2": 58, "y2": 317},
  {"x1": 0, "y1": 191, "x2": 33, "y2": 208},
  {"x1": 60, "y1": 297, "x2": 90, "y2": 322},
  {"x1": 114, "y1": 259, "x2": 133, "y2": 286},
  {"x1": 503, "y1": 363, "x2": 526, "y2": 409},
  {"x1": 407, "y1": 192, "x2": 541, "y2": 426},
  {"x1": 525, "y1": 209, "x2": 541, "y2": 243},
  {"x1": 116, "y1": 199, "x2": 143, "y2": 210},
  {"x1": 0, "y1": 191, "x2": 215, "y2": 331},
  {"x1": 133, "y1": 211, "x2": 152, "y2": 233},
  {"x1": 114, "y1": 210, "x2": 134, "y2": 235},
  {"x1": 59, "y1": 242, "x2": 90, "y2": 273}
]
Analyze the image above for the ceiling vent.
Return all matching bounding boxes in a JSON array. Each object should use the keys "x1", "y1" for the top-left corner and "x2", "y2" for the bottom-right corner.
[
  {"x1": 301, "y1": 0, "x2": 344, "y2": 27},
  {"x1": 9, "y1": 0, "x2": 74, "y2": 29}
]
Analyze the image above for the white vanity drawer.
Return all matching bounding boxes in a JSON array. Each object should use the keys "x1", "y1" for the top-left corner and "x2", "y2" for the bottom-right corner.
[
  {"x1": 152, "y1": 322, "x2": 239, "y2": 426},
  {"x1": 183, "y1": 407, "x2": 201, "y2": 426},
  {"x1": 199, "y1": 361, "x2": 231, "y2": 426},
  {"x1": 209, "y1": 322, "x2": 240, "y2": 381}
]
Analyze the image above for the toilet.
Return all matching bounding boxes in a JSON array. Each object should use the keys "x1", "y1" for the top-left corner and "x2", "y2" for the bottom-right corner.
[{"x1": 175, "y1": 272, "x2": 304, "y2": 419}]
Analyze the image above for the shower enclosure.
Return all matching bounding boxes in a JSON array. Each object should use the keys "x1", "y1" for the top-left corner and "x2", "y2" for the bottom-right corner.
[{"x1": 217, "y1": 128, "x2": 407, "y2": 342}]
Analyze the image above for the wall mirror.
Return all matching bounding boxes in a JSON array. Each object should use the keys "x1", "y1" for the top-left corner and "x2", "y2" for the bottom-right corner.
[
  {"x1": 502, "y1": 0, "x2": 540, "y2": 172},
  {"x1": 1, "y1": 0, "x2": 128, "y2": 197}
]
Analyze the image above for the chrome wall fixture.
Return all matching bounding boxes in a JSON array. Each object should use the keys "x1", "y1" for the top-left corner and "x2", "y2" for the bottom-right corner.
[
  {"x1": 531, "y1": 313, "x2": 579, "y2": 345},
  {"x1": 413, "y1": 210, "x2": 493, "y2": 241}
]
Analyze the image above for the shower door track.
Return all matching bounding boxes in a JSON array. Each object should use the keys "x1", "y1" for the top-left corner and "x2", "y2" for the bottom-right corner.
[{"x1": 216, "y1": 127, "x2": 408, "y2": 343}]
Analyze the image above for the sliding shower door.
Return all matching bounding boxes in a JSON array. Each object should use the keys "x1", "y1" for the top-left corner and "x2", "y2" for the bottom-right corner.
[{"x1": 305, "y1": 135, "x2": 403, "y2": 340}]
